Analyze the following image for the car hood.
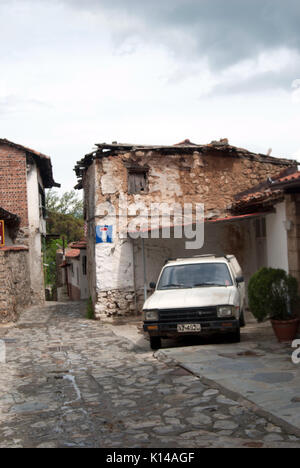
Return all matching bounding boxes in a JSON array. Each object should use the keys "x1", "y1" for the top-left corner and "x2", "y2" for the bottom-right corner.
[{"x1": 144, "y1": 286, "x2": 236, "y2": 310}]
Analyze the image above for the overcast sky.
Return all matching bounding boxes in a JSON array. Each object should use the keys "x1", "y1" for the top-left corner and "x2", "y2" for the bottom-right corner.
[{"x1": 1, "y1": 0, "x2": 300, "y2": 191}]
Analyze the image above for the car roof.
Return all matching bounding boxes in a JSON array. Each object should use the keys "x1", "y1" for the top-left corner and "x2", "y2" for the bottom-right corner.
[{"x1": 164, "y1": 255, "x2": 231, "y2": 267}]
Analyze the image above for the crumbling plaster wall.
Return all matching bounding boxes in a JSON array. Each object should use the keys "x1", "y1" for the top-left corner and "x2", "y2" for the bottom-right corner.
[
  {"x1": 96, "y1": 149, "x2": 291, "y2": 218},
  {"x1": 90, "y1": 149, "x2": 292, "y2": 320}
]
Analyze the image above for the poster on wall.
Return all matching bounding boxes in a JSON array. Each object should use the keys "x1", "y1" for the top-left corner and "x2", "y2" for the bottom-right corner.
[
  {"x1": 96, "y1": 225, "x2": 113, "y2": 244},
  {"x1": 0, "y1": 221, "x2": 4, "y2": 247}
]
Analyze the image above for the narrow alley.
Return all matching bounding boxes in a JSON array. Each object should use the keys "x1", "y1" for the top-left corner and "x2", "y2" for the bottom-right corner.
[{"x1": 0, "y1": 302, "x2": 299, "y2": 448}]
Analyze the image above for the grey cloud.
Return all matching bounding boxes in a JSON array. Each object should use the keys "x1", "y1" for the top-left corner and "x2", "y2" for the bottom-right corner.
[
  {"x1": 57, "y1": 0, "x2": 300, "y2": 69},
  {"x1": 209, "y1": 64, "x2": 300, "y2": 97},
  {"x1": 5, "y1": 0, "x2": 300, "y2": 95}
]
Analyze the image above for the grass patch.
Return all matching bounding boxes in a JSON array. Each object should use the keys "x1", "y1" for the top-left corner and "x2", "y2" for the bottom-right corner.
[{"x1": 86, "y1": 297, "x2": 95, "y2": 320}]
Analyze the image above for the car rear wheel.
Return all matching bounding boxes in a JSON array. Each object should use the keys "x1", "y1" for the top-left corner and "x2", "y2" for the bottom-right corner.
[
  {"x1": 150, "y1": 336, "x2": 162, "y2": 350},
  {"x1": 239, "y1": 309, "x2": 246, "y2": 328},
  {"x1": 228, "y1": 328, "x2": 241, "y2": 343}
]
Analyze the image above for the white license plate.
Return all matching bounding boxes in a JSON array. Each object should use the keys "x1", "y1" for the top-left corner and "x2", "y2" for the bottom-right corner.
[{"x1": 177, "y1": 324, "x2": 202, "y2": 332}]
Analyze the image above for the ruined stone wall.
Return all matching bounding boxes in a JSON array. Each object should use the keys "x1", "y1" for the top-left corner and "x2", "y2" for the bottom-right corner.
[
  {"x1": 89, "y1": 148, "x2": 294, "y2": 320},
  {"x1": 0, "y1": 247, "x2": 31, "y2": 323},
  {"x1": 96, "y1": 149, "x2": 291, "y2": 220}
]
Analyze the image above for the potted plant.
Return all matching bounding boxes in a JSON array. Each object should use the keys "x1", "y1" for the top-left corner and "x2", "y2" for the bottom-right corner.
[{"x1": 248, "y1": 267, "x2": 299, "y2": 342}]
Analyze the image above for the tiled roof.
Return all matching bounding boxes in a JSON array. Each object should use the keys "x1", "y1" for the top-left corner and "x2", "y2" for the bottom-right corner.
[
  {"x1": 69, "y1": 239, "x2": 87, "y2": 250},
  {"x1": 275, "y1": 171, "x2": 300, "y2": 184},
  {"x1": 0, "y1": 245, "x2": 29, "y2": 252},
  {"x1": 65, "y1": 248, "x2": 80, "y2": 259},
  {"x1": 231, "y1": 170, "x2": 300, "y2": 213}
]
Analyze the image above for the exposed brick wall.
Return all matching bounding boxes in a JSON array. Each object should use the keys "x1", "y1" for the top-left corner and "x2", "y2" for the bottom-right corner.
[
  {"x1": 0, "y1": 248, "x2": 31, "y2": 323},
  {"x1": 0, "y1": 143, "x2": 28, "y2": 227}
]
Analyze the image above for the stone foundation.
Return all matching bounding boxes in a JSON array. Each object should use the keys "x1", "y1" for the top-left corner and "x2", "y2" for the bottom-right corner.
[
  {"x1": 94, "y1": 289, "x2": 143, "y2": 321},
  {"x1": 0, "y1": 247, "x2": 31, "y2": 323}
]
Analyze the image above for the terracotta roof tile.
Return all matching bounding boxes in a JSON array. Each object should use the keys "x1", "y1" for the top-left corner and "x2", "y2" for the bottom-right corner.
[
  {"x1": 69, "y1": 240, "x2": 87, "y2": 249},
  {"x1": 65, "y1": 248, "x2": 80, "y2": 259},
  {"x1": 276, "y1": 171, "x2": 300, "y2": 183},
  {"x1": 0, "y1": 245, "x2": 29, "y2": 252}
]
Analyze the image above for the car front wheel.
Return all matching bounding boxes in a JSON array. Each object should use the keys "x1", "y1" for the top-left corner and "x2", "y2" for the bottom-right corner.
[{"x1": 150, "y1": 336, "x2": 162, "y2": 350}]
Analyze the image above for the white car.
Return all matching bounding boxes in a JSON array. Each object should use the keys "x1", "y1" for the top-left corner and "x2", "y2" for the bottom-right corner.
[{"x1": 143, "y1": 255, "x2": 246, "y2": 350}]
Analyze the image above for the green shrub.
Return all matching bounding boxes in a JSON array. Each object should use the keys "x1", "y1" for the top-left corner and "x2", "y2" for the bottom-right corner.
[
  {"x1": 86, "y1": 297, "x2": 95, "y2": 320},
  {"x1": 248, "y1": 267, "x2": 298, "y2": 322}
]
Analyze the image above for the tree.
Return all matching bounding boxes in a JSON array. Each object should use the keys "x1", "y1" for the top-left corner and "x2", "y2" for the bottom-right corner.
[
  {"x1": 46, "y1": 189, "x2": 84, "y2": 219},
  {"x1": 45, "y1": 190, "x2": 85, "y2": 287},
  {"x1": 46, "y1": 189, "x2": 84, "y2": 241}
]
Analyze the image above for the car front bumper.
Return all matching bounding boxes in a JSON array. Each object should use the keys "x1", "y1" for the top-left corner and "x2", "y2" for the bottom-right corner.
[{"x1": 143, "y1": 319, "x2": 239, "y2": 337}]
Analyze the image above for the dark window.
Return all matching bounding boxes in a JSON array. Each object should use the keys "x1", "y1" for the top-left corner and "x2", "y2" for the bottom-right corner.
[
  {"x1": 82, "y1": 255, "x2": 87, "y2": 276},
  {"x1": 128, "y1": 169, "x2": 148, "y2": 194},
  {"x1": 39, "y1": 185, "x2": 46, "y2": 219}
]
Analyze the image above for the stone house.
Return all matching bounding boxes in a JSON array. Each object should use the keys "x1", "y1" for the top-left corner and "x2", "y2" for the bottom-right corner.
[
  {"x1": 74, "y1": 138, "x2": 297, "y2": 321},
  {"x1": 0, "y1": 139, "x2": 59, "y2": 321}
]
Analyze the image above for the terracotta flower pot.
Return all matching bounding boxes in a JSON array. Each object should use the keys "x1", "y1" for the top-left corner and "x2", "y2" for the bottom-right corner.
[{"x1": 271, "y1": 318, "x2": 299, "y2": 343}]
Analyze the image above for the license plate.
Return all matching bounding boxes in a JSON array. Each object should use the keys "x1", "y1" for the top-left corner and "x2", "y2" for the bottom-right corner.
[{"x1": 177, "y1": 324, "x2": 202, "y2": 332}]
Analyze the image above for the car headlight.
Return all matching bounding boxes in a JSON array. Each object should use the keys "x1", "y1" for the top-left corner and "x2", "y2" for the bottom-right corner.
[
  {"x1": 143, "y1": 310, "x2": 159, "y2": 321},
  {"x1": 218, "y1": 306, "x2": 234, "y2": 318}
]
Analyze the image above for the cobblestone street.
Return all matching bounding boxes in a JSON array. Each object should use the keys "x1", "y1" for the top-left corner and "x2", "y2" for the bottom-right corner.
[{"x1": 1, "y1": 302, "x2": 300, "y2": 448}]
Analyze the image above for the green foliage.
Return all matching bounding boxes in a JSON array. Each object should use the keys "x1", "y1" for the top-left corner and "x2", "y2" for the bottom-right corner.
[
  {"x1": 46, "y1": 189, "x2": 84, "y2": 242},
  {"x1": 86, "y1": 297, "x2": 95, "y2": 320},
  {"x1": 248, "y1": 267, "x2": 298, "y2": 322},
  {"x1": 47, "y1": 212, "x2": 84, "y2": 242},
  {"x1": 44, "y1": 238, "x2": 63, "y2": 286},
  {"x1": 45, "y1": 190, "x2": 84, "y2": 286},
  {"x1": 46, "y1": 189, "x2": 83, "y2": 219}
]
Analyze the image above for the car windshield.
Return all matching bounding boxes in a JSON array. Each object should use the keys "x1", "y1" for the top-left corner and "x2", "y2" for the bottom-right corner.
[{"x1": 158, "y1": 263, "x2": 233, "y2": 290}]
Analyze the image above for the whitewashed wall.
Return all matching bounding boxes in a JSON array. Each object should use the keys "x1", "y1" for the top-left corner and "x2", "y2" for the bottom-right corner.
[
  {"x1": 26, "y1": 163, "x2": 45, "y2": 303},
  {"x1": 68, "y1": 251, "x2": 89, "y2": 300},
  {"x1": 266, "y1": 201, "x2": 289, "y2": 272}
]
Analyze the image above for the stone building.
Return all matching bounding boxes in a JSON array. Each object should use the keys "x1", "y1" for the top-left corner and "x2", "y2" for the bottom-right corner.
[
  {"x1": 75, "y1": 138, "x2": 297, "y2": 321},
  {"x1": 0, "y1": 138, "x2": 59, "y2": 321}
]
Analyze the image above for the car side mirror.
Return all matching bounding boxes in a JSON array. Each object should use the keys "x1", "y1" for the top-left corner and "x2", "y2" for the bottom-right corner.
[
  {"x1": 236, "y1": 276, "x2": 244, "y2": 284},
  {"x1": 149, "y1": 282, "x2": 156, "y2": 290}
]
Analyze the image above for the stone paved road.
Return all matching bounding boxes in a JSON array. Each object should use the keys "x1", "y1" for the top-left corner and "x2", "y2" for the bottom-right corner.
[{"x1": 0, "y1": 302, "x2": 300, "y2": 448}]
